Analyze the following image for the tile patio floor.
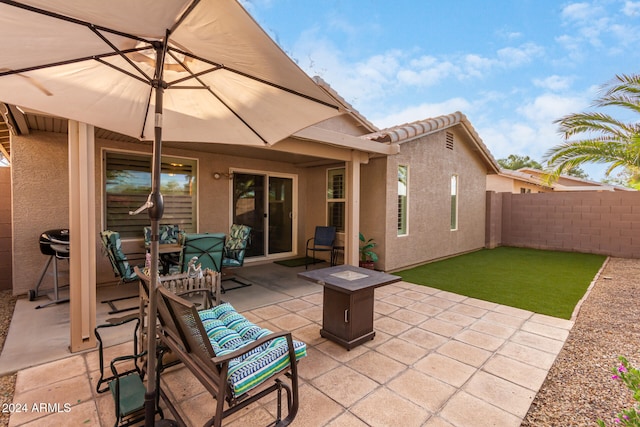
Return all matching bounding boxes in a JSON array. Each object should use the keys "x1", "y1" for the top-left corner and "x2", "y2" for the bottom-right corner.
[{"x1": 8, "y1": 280, "x2": 572, "y2": 427}]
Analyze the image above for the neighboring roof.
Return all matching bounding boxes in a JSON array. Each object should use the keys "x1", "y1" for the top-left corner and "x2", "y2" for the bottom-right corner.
[
  {"x1": 313, "y1": 76, "x2": 379, "y2": 134},
  {"x1": 365, "y1": 111, "x2": 500, "y2": 174},
  {"x1": 516, "y1": 167, "x2": 634, "y2": 192}
]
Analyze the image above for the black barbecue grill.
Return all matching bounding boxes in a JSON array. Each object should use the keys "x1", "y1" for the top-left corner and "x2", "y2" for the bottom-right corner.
[{"x1": 30, "y1": 229, "x2": 70, "y2": 308}]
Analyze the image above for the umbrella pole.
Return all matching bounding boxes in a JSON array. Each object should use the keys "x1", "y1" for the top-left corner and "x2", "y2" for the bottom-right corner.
[{"x1": 145, "y1": 41, "x2": 171, "y2": 427}]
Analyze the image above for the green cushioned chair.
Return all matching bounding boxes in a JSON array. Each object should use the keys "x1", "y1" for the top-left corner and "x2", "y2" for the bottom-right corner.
[{"x1": 221, "y1": 224, "x2": 252, "y2": 292}]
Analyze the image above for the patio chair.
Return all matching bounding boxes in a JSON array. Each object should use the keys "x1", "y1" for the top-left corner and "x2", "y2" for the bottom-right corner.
[
  {"x1": 155, "y1": 285, "x2": 306, "y2": 427},
  {"x1": 99, "y1": 230, "x2": 146, "y2": 315},
  {"x1": 221, "y1": 224, "x2": 252, "y2": 292},
  {"x1": 143, "y1": 224, "x2": 183, "y2": 273},
  {"x1": 94, "y1": 315, "x2": 164, "y2": 427},
  {"x1": 305, "y1": 226, "x2": 336, "y2": 269},
  {"x1": 180, "y1": 233, "x2": 226, "y2": 276}
]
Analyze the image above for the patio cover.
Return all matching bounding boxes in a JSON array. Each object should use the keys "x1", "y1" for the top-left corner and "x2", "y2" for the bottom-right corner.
[{"x1": 0, "y1": 0, "x2": 341, "y2": 145}]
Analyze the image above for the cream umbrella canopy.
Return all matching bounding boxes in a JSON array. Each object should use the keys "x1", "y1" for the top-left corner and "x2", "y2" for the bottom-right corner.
[{"x1": 0, "y1": 0, "x2": 341, "y2": 424}]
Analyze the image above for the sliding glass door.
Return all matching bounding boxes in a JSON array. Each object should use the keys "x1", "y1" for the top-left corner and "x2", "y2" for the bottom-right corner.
[{"x1": 232, "y1": 172, "x2": 295, "y2": 259}]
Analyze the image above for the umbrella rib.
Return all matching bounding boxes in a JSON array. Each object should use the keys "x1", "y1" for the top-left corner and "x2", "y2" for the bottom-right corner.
[
  {"x1": 0, "y1": 0, "x2": 150, "y2": 44},
  {"x1": 169, "y1": 47, "x2": 340, "y2": 110},
  {"x1": 89, "y1": 26, "x2": 153, "y2": 83}
]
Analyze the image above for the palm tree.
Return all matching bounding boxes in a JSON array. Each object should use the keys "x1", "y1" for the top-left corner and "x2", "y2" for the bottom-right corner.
[{"x1": 544, "y1": 74, "x2": 640, "y2": 185}]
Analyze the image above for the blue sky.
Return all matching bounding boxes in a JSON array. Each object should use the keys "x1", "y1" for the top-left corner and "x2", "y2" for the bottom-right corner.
[{"x1": 242, "y1": 0, "x2": 640, "y2": 181}]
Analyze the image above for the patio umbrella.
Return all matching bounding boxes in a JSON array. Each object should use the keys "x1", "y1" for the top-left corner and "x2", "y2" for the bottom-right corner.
[{"x1": 0, "y1": 0, "x2": 341, "y2": 424}]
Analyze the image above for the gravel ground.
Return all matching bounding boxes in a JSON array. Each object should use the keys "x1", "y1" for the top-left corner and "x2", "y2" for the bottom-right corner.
[
  {"x1": 522, "y1": 257, "x2": 640, "y2": 426},
  {"x1": 0, "y1": 290, "x2": 18, "y2": 427},
  {"x1": 0, "y1": 259, "x2": 637, "y2": 426}
]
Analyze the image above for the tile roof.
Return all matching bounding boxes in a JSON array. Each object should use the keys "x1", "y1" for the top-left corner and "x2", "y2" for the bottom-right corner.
[{"x1": 365, "y1": 111, "x2": 500, "y2": 173}]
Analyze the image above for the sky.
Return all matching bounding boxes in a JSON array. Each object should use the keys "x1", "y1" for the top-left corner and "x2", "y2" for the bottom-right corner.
[{"x1": 240, "y1": 0, "x2": 640, "y2": 182}]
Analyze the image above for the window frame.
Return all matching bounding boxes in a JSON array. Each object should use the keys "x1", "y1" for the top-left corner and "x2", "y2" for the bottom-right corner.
[
  {"x1": 103, "y1": 149, "x2": 198, "y2": 239},
  {"x1": 326, "y1": 167, "x2": 346, "y2": 233},
  {"x1": 397, "y1": 164, "x2": 408, "y2": 236},
  {"x1": 450, "y1": 174, "x2": 458, "y2": 231}
]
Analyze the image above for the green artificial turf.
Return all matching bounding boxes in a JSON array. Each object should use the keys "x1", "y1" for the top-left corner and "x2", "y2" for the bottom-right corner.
[{"x1": 396, "y1": 247, "x2": 606, "y2": 319}]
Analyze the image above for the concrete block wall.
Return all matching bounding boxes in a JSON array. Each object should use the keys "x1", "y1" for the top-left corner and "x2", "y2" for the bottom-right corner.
[{"x1": 486, "y1": 191, "x2": 640, "y2": 258}]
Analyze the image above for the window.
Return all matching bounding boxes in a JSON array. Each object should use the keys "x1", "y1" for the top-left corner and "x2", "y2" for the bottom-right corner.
[
  {"x1": 450, "y1": 175, "x2": 458, "y2": 231},
  {"x1": 397, "y1": 165, "x2": 408, "y2": 235},
  {"x1": 105, "y1": 151, "x2": 197, "y2": 238},
  {"x1": 327, "y1": 168, "x2": 345, "y2": 232}
]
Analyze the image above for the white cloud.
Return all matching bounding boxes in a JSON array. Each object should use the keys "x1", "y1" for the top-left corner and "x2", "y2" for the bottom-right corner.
[
  {"x1": 496, "y1": 43, "x2": 544, "y2": 67},
  {"x1": 623, "y1": 1, "x2": 640, "y2": 16},
  {"x1": 373, "y1": 98, "x2": 473, "y2": 129},
  {"x1": 533, "y1": 75, "x2": 574, "y2": 91},
  {"x1": 561, "y1": 2, "x2": 599, "y2": 22}
]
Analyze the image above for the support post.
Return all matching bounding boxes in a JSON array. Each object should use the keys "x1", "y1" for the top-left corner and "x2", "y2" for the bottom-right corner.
[
  {"x1": 68, "y1": 120, "x2": 97, "y2": 352},
  {"x1": 345, "y1": 151, "x2": 365, "y2": 266}
]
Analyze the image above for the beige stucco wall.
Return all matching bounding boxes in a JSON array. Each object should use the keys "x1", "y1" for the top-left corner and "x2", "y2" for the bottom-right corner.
[
  {"x1": 0, "y1": 166, "x2": 12, "y2": 290},
  {"x1": 380, "y1": 128, "x2": 488, "y2": 271},
  {"x1": 486, "y1": 174, "x2": 547, "y2": 194},
  {"x1": 11, "y1": 130, "x2": 314, "y2": 295}
]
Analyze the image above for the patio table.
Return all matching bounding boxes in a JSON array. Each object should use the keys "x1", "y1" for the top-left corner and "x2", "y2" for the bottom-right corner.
[{"x1": 298, "y1": 265, "x2": 401, "y2": 350}]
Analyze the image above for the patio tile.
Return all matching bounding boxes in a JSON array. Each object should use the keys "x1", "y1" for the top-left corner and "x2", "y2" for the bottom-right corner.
[
  {"x1": 277, "y1": 298, "x2": 314, "y2": 312},
  {"x1": 346, "y1": 351, "x2": 406, "y2": 384},
  {"x1": 520, "y1": 320, "x2": 571, "y2": 341},
  {"x1": 493, "y1": 304, "x2": 532, "y2": 319},
  {"x1": 374, "y1": 316, "x2": 412, "y2": 336},
  {"x1": 406, "y1": 301, "x2": 445, "y2": 316},
  {"x1": 404, "y1": 283, "x2": 439, "y2": 295},
  {"x1": 463, "y1": 370, "x2": 536, "y2": 418},
  {"x1": 291, "y1": 384, "x2": 344, "y2": 426},
  {"x1": 301, "y1": 293, "x2": 323, "y2": 305},
  {"x1": 424, "y1": 416, "x2": 456, "y2": 427},
  {"x1": 350, "y1": 387, "x2": 431, "y2": 427},
  {"x1": 436, "y1": 311, "x2": 476, "y2": 327},
  {"x1": 315, "y1": 340, "x2": 368, "y2": 363},
  {"x1": 267, "y1": 312, "x2": 312, "y2": 331},
  {"x1": 454, "y1": 329, "x2": 506, "y2": 352},
  {"x1": 325, "y1": 411, "x2": 370, "y2": 426},
  {"x1": 468, "y1": 319, "x2": 516, "y2": 339},
  {"x1": 437, "y1": 340, "x2": 491, "y2": 367},
  {"x1": 423, "y1": 296, "x2": 457, "y2": 310},
  {"x1": 297, "y1": 305, "x2": 323, "y2": 322},
  {"x1": 178, "y1": 391, "x2": 220, "y2": 426},
  {"x1": 483, "y1": 354, "x2": 548, "y2": 391},
  {"x1": 482, "y1": 311, "x2": 527, "y2": 329},
  {"x1": 396, "y1": 289, "x2": 431, "y2": 301},
  {"x1": 414, "y1": 353, "x2": 476, "y2": 387},
  {"x1": 510, "y1": 330, "x2": 566, "y2": 354},
  {"x1": 388, "y1": 369, "x2": 456, "y2": 411},
  {"x1": 12, "y1": 400, "x2": 100, "y2": 427},
  {"x1": 373, "y1": 300, "x2": 399, "y2": 316},
  {"x1": 225, "y1": 406, "x2": 275, "y2": 427},
  {"x1": 498, "y1": 341, "x2": 559, "y2": 370},
  {"x1": 161, "y1": 365, "x2": 208, "y2": 401},
  {"x1": 419, "y1": 318, "x2": 464, "y2": 338},
  {"x1": 15, "y1": 355, "x2": 87, "y2": 393},
  {"x1": 447, "y1": 303, "x2": 488, "y2": 318},
  {"x1": 380, "y1": 294, "x2": 415, "y2": 307},
  {"x1": 439, "y1": 391, "x2": 521, "y2": 427},
  {"x1": 298, "y1": 347, "x2": 340, "y2": 381},
  {"x1": 291, "y1": 323, "x2": 325, "y2": 346},
  {"x1": 95, "y1": 389, "x2": 118, "y2": 427},
  {"x1": 398, "y1": 327, "x2": 447, "y2": 350},
  {"x1": 375, "y1": 337, "x2": 430, "y2": 365},
  {"x1": 463, "y1": 297, "x2": 499, "y2": 310},
  {"x1": 434, "y1": 290, "x2": 467, "y2": 302},
  {"x1": 10, "y1": 375, "x2": 93, "y2": 426},
  {"x1": 530, "y1": 313, "x2": 574, "y2": 329},
  {"x1": 362, "y1": 329, "x2": 393, "y2": 349},
  {"x1": 375, "y1": 285, "x2": 401, "y2": 297},
  {"x1": 387, "y1": 308, "x2": 429, "y2": 325},
  {"x1": 250, "y1": 304, "x2": 291, "y2": 320},
  {"x1": 311, "y1": 366, "x2": 378, "y2": 407}
]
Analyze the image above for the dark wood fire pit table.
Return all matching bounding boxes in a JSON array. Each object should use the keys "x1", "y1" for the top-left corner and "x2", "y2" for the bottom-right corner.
[{"x1": 298, "y1": 265, "x2": 401, "y2": 350}]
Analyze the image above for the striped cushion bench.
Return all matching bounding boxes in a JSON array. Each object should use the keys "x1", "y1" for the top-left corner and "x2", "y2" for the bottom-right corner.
[{"x1": 199, "y1": 303, "x2": 307, "y2": 397}]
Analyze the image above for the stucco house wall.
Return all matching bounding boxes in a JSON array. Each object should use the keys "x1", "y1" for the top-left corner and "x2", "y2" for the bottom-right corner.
[
  {"x1": 380, "y1": 128, "x2": 489, "y2": 272},
  {"x1": 11, "y1": 130, "x2": 313, "y2": 295}
]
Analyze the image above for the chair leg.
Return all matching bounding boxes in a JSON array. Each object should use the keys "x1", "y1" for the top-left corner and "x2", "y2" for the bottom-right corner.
[{"x1": 221, "y1": 269, "x2": 252, "y2": 292}]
